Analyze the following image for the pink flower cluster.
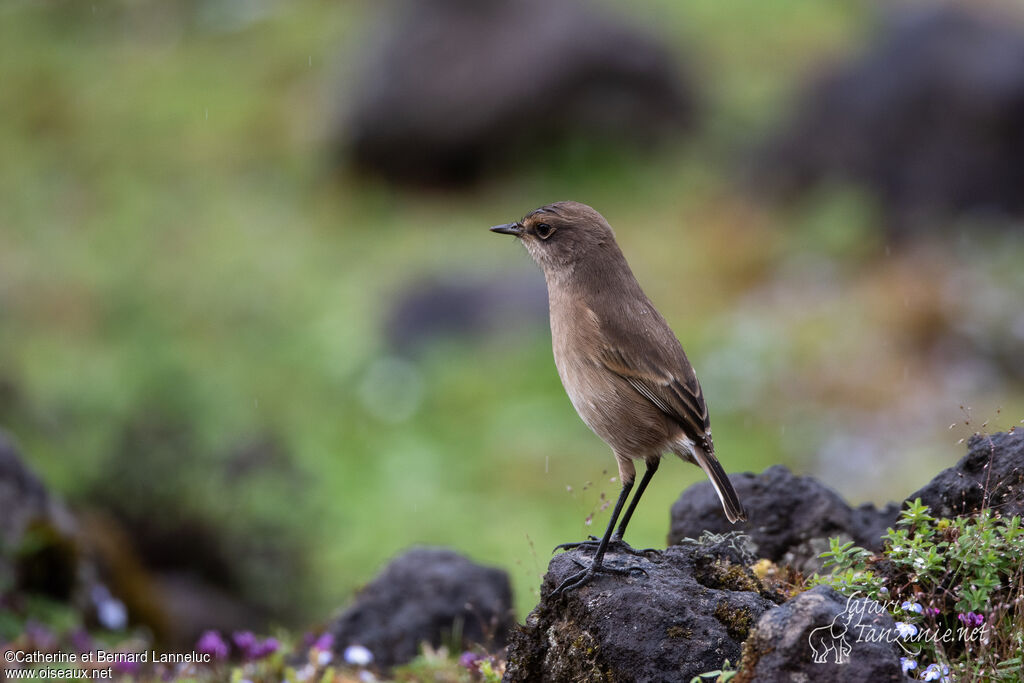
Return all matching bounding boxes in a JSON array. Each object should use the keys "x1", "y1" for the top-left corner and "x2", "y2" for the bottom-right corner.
[
  {"x1": 957, "y1": 612, "x2": 985, "y2": 627},
  {"x1": 194, "y1": 629, "x2": 280, "y2": 661}
]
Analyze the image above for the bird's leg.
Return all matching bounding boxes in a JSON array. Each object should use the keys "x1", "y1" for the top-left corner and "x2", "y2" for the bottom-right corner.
[
  {"x1": 612, "y1": 458, "x2": 659, "y2": 542},
  {"x1": 554, "y1": 460, "x2": 661, "y2": 557},
  {"x1": 550, "y1": 478, "x2": 645, "y2": 596}
]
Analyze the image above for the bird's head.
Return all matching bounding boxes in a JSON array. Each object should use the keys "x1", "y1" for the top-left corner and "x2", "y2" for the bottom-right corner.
[{"x1": 490, "y1": 201, "x2": 617, "y2": 274}]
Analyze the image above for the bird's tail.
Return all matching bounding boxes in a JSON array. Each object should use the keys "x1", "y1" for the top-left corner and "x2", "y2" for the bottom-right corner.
[{"x1": 691, "y1": 447, "x2": 747, "y2": 523}]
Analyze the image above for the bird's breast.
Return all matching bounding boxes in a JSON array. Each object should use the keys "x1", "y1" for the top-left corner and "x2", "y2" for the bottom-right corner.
[
  {"x1": 549, "y1": 301, "x2": 602, "y2": 420},
  {"x1": 548, "y1": 300, "x2": 670, "y2": 457}
]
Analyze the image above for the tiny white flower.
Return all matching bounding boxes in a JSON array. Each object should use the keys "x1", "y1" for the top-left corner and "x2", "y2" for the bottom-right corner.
[
  {"x1": 920, "y1": 663, "x2": 949, "y2": 681},
  {"x1": 98, "y1": 598, "x2": 128, "y2": 631},
  {"x1": 901, "y1": 600, "x2": 923, "y2": 614},
  {"x1": 895, "y1": 621, "x2": 918, "y2": 638},
  {"x1": 344, "y1": 644, "x2": 374, "y2": 667},
  {"x1": 91, "y1": 584, "x2": 128, "y2": 630}
]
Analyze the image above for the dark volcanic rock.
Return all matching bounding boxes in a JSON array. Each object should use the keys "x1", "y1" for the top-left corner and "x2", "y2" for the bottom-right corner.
[
  {"x1": 908, "y1": 430, "x2": 1024, "y2": 518},
  {"x1": 341, "y1": 0, "x2": 695, "y2": 185},
  {"x1": 384, "y1": 274, "x2": 547, "y2": 354},
  {"x1": 505, "y1": 537, "x2": 779, "y2": 682},
  {"x1": 0, "y1": 429, "x2": 80, "y2": 600},
  {"x1": 0, "y1": 429, "x2": 132, "y2": 634},
  {"x1": 85, "y1": 409, "x2": 312, "y2": 639},
  {"x1": 329, "y1": 547, "x2": 514, "y2": 669},
  {"x1": 735, "y1": 585, "x2": 907, "y2": 683},
  {"x1": 669, "y1": 465, "x2": 900, "y2": 573},
  {"x1": 749, "y1": 5, "x2": 1024, "y2": 234},
  {"x1": 0, "y1": 429, "x2": 71, "y2": 539}
]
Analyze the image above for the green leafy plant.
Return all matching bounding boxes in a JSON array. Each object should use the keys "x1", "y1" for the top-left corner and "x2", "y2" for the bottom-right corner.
[
  {"x1": 813, "y1": 500, "x2": 1024, "y2": 681},
  {"x1": 690, "y1": 659, "x2": 738, "y2": 682},
  {"x1": 814, "y1": 537, "x2": 885, "y2": 596}
]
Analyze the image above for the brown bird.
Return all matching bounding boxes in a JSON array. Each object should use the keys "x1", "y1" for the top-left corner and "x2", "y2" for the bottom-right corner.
[{"x1": 491, "y1": 201, "x2": 746, "y2": 594}]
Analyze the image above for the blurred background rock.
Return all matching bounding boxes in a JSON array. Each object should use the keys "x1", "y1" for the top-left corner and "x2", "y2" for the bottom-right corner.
[
  {"x1": 1, "y1": 0, "x2": 1022, "y2": 646},
  {"x1": 340, "y1": 0, "x2": 696, "y2": 185},
  {"x1": 748, "y1": 4, "x2": 1024, "y2": 237}
]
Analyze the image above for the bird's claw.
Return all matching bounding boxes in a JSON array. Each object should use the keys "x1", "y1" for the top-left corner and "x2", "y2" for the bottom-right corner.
[
  {"x1": 554, "y1": 537, "x2": 659, "y2": 558},
  {"x1": 552, "y1": 535, "x2": 599, "y2": 553},
  {"x1": 550, "y1": 567, "x2": 595, "y2": 596},
  {"x1": 549, "y1": 558, "x2": 648, "y2": 597}
]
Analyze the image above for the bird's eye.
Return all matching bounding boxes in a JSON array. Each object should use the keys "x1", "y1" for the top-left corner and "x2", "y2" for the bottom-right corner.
[{"x1": 535, "y1": 223, "x2": 555, "y2": 239}]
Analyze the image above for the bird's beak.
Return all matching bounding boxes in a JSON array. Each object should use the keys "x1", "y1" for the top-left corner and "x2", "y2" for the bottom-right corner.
[{"x1": 490, "y1": 222, "x2": 523, "y2": 237}]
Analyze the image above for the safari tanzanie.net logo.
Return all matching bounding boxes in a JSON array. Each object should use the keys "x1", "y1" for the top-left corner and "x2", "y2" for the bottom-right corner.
[{"x1": 809, "y1": 592, "x2": 988, "y2": 677}]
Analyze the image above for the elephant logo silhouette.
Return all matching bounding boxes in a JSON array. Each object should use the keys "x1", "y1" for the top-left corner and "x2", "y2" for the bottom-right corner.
[{"x1": 808, "y1": 610, "x2": 856, "y2": 664}]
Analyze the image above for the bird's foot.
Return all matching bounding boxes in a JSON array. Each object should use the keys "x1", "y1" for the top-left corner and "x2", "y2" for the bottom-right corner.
[
  {"x1": 554, "y1": 536, "x2": 659, "y2": 558},
  {"x1": 550, "y1": 556, "x2": 648, "y2": 596}
]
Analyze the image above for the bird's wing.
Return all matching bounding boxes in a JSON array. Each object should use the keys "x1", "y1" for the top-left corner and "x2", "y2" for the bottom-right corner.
[{"x1": 594, "y1": 308, "x2": 711, "y2": 446}]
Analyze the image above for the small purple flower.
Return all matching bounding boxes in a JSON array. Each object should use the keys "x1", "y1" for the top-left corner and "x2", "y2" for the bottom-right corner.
[
  {"x1": 70, "y1": 628, "x2": 94, "y2": 653},
  {"x1": 459, "y1": 651, "x2": 484, "y2": 670},
  {"x1": 310, "y1": 633, "x2": 334, "y2": 666},
  {"x1": 957, "y1": 612, "x2": 985, "y2": 627},
  {"x1": 901, "y1": 657, "x2": 917, "y2": 674},
  {"x1": 113, "y1": 659, "x2": 141, "y2": 675},
  {"x1": 925, "y1": 607, "x2": 940, "y2": 617},
  {"x1": 233, "y1": 631, "x2": 258, "y2": 656},
  {"x1": 232, "y1": 631, "x2": 279, "y2": 661},
  {"x1": 313, "y1": 632, "x2": 334, "y2": 652},
  {"x1": 196, "y1": 630, "x2": 229, "y2": 660},
  {"x1": 24, "y1": 621, "x2": 58, "y2": 651},
  {"x1": 254, "y1": 636, "x2": 279, "y2": 659}
]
